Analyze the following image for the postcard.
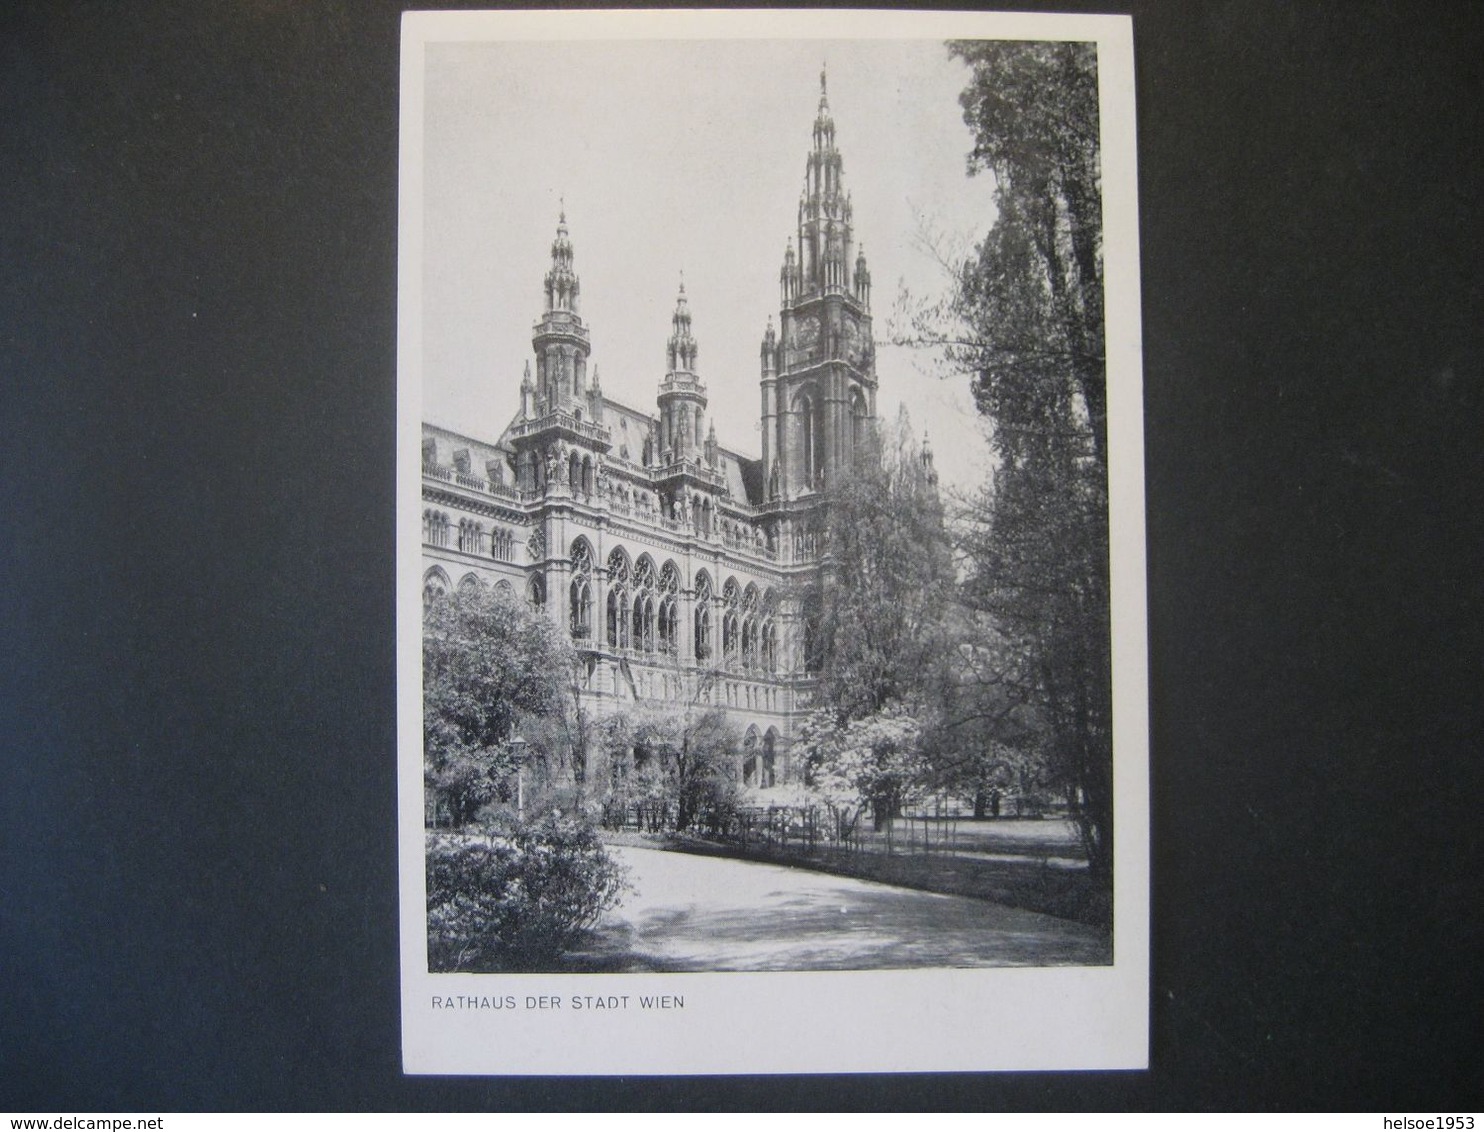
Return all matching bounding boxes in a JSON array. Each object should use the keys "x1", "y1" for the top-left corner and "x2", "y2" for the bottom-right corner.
[{"x1": 398, "y1": 8, "x2": 1147, "y2": 1074}]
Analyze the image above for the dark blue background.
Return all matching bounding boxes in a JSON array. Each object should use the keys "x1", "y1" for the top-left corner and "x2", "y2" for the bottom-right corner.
[{"x1": 1, "y1": 0, "x2": 1480, "y2": 1110}]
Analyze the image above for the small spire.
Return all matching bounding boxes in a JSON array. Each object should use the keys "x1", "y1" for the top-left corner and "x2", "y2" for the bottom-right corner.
[{"x1": 666, "y1": 273, "x2": 698, "y2": 374}]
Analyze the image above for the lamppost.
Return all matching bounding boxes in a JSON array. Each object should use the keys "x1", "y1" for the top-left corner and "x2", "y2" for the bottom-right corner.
[{"x1": 508, "y1": 735, "x2": 528, "y2": 823}]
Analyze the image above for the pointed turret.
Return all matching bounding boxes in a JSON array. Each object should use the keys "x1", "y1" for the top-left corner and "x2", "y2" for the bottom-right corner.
[
  {"x1": 922, "y1": 429, "x2": 938, "y2": 488},
  {"x1": 666, "y1": 277, "x2": 698, "y2": 374},
  {"x1": 799, "y1": 65, "x2": 849, "y2": 293},
  {"x1": 813, "y1": 65, "x2": 835, "y2": 150},
  {"x1": 761, "y1": 316, "x2": 777, "y2": 372},
  {"x1": 656, "y1": 274, "x2": 707, "y2": 464},
  {"x1": 544, "y1": 208, "x2": 580, "y2": 314},
  {"x1": 855, "y1": 243, "x2": 872, "y2": 309},
  {"x1": 531, "y1": 208, "x2": 592, "y2": 410}
]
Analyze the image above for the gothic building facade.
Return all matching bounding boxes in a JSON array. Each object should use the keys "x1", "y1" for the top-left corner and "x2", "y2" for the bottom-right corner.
[{"x1": 421, "y1": 76, "x2": 891, "y2": 790}]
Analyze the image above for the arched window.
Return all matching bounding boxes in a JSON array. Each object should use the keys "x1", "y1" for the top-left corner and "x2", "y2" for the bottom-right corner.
[
  {"x1": 422, "y1": 566, "x2": 450, "y2": 609},
  {"x1": 693, "y1": 571, "x2": 713, "y2": 661},
  {"x1": 423, "y1": 509, "x2": 451, "y2": 548},
  {"x1": 798, "y1": 395, "x2": 814, "y2": 486},
  {"x1": 759, "y1": 588, "x2": 777, "y2": 673},
  {"x1": 741, "y1": 585, "x2": 760, "y2": 670},
  {"x1": 569, "y1": 540, "x2": 593, "y2": 640},
  {"x1": 632, "y1": 556, "x2": 656, "y2": 653},
  {"x1": 495, "y1": 579, "x2": 514, "y2": 599},
  {"x1": 657, "y1": 561, "x2": 680, "y2": 655},
  {"x1": 568, "y1": 451, "x2": 581, "y2": 493},
  {"x1": 850, "y1": 387, "x2": 869, "y2": 466},
  {"x1": 796, "y1": 390, "x2": 826, "y2": 488},
  {"x1": 722, "y1": 578, "x2": 741, "y2": 670},
  {"x1": 605, "y1": 547, "x2": 631, "y2": 649},
  {"x1": 762, "y1": 730, "x2": 778, "y2": 788},
  {"x1": 458, "y1": 572, "x2": 481, "y2": 593},
  {"x1": 458, "y1": 519, "x2": 482, "y2": 554}
]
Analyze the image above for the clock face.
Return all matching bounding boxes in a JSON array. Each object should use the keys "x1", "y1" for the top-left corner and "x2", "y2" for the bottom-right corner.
[{"x1": 795, "y1": 315, "x2": 820, "y2": 351}]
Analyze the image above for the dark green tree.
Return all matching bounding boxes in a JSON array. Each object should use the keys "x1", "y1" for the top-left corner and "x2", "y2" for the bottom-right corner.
[
  {"x1": 917, "y1": 612, "x2": 1046, "y2": 817},
  {"x1": 946, "y1": 39, "x2": 1113, "y2": 876},
  {"x1": 630, "y1": 703, "x2": 739, "y2": 833},
  {"x1": 811, "y1": 410, "x2": 955, "y2": 724},
  {"x1": 423, "y1": 585, "x2": 574, "y2": 826}
]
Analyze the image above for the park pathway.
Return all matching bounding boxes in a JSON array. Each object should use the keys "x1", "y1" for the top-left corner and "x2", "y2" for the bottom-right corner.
[{"x1": 570, "y1": 845, "x2": 1110, "y2": 972}]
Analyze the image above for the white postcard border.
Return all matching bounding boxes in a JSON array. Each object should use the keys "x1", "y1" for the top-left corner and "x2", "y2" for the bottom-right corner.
[{"x1": 397, "y1": 8, "x2": 1148, "y2": 1075}]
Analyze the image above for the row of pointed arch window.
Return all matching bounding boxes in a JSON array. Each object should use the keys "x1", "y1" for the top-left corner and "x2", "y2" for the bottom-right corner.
[
  {"x1": 567, "y1": 542, "x2": 778, "y2": 672},
  {"x1": 421, "y1": 567, "x2": 516, "y2": 607},
  {"x1": 422, "y1": 510, "x2": 518, "y2": 562}
]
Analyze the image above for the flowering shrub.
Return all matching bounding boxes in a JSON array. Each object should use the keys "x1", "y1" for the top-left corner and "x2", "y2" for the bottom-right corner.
[
  {"x1": 427, "y1": 815, "x2": 628, "y2": 971},
  {"x1": 793, "y1": 707, "x2": 927, "y2": 833}
]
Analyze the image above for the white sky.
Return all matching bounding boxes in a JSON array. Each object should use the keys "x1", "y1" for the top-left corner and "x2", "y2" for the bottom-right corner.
[{"x1": 420, "y1": 38, "x2": 1000, "y2": 493}]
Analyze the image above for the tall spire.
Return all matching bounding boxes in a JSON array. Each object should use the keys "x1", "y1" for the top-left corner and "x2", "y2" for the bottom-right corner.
[
  {"x1": 544, "y1": 207, "x2": 580, "y2": 314},
  {"x1": 666, "y1": 275, "x2": 697, "y2": 373},
  {"x1": 769, "y1": 70, "x2": 877, "y2": 503},
  {"x1": 922, "y1": 430, "x2": 939, "y2": 489},
  {"x1": 799, "y1": 70, "x2": 848, "y2": 294}
]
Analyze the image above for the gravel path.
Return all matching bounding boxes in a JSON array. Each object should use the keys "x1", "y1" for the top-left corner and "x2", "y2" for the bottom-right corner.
[{"x1": 569, "y1": 845, "x2": 1111, "y2": 971}]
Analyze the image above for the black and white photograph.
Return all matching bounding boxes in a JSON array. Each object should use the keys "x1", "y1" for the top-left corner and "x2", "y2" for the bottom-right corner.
[
  {"x1": 9, "y1": 0, "x2": 1484, "y2": 1110},
  {"x1": 398, "y1": 9, "x2": 1146, "y2": 1074}
]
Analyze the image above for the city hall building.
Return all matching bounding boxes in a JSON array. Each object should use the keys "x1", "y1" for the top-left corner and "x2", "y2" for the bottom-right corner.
[{"x1": 421, "y1": 77, "x2": 923, "y2": 789}]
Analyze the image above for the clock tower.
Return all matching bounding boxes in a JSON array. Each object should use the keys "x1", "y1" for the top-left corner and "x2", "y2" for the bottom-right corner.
[{"x1": 760, "y1": 68, "x2": 877, "y2": 506}]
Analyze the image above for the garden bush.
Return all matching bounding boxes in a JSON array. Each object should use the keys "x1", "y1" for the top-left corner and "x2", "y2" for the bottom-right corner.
[{"x1": 427, "y1": 815, "x2": 628, "y2": 972}]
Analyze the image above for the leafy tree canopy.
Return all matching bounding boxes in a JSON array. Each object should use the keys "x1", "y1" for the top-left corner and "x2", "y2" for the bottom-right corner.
[
  {"x1": 947, "y1": 38, "x2": 1113, "y2": 875},
  {"x1": 812, "y1": 410, "x2": 955, "y2": 722},
  {"x1": 423, "y1": 585, "x2": 574, "y2": 825}
]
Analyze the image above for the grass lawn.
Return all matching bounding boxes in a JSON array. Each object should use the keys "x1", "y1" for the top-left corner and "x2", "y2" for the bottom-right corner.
[{"x1": 603, "y1": 819, "x2": 1112, "y2": 931}]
